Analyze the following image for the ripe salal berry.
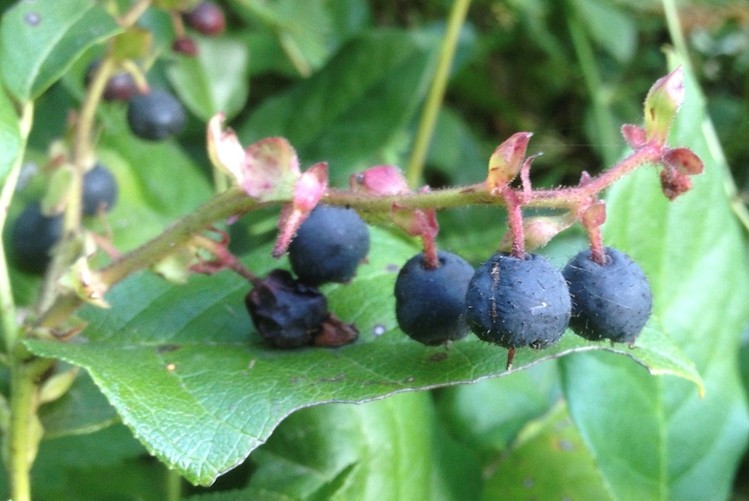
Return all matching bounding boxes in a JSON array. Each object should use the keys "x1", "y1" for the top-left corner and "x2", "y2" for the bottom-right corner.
[
  {"x1": 465, "y1": 252, "x2": 571, "y2": 349},
  {"x1": 563, "y1": 247, "x2": 652, "y2": 343},
  {"x1": 82, "y1": 163, "x2": 118, "y2": 216},
  {"x1": 127, "y1": 89, "x2": 186, "y2": 141},
  {"x1": 394, "y1": 250, "x2": 475, "y2": 345},
  {"x1": 288, "y1": 205, "x2": 370, "y2": 286},
  {"x1": 10, "y1": 202, "x2": 63, "y2": 274}
]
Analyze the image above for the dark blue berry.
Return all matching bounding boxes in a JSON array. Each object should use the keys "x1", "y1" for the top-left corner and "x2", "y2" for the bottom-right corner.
[
  {"x1": 465, "y1": 253, "x2": 571, "y2": 349},
  {"x1": 394, "y1": 250, "x2": 475, "y2": 345},
  {"x1": 10, "y1": 202, "x2": 63, "y2": 274},
  {"x1": 127, "y1": 89, "x2": 186, "y2": 141},
  {"x1": 245, "y1": 269, "x2": 328, "y2": 348},
  {"x1": 563, "y1": 247, "x2": 652, "y2": 343},
  {"x1": 288, "y1": 205, "x2": 370, "y2": 286},
  {"x1": 82, "y1": 163, "x2": 118, "y2": 216}
]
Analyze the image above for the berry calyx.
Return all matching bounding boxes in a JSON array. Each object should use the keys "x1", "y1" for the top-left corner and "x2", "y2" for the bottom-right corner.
[
  {"x1": 182, "y1": 1, "x2": 226, "y2": 36},
  {"x1": 394, "y1": 250, "x2": 475, "y2": 345},
  {"x1": 245, "y1": 269, "x2": 328, "y2": 348},
  {"x1": 562, "y1": 247, "x2": 652, "y2": 343},
  {"x1": 465, "y1": 252, "x2": 571, "y2": 351},
  {"x1": 82, "y1": 163, "x2": 119, "y2": 216},
  {"x1": 9, "y1": 202, "x2": 63, "y2": 274},
  {"x1": 127, "y1": 89, "x2": 186, "y2": 141},
  {"x1": 287, "y1": 205, "x2": 370, "y2": 286}
]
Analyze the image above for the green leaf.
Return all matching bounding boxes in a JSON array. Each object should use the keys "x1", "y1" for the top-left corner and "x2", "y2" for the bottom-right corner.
[
  {"x1": 239, "y1": 30, "x2": 441, "y2": 184},
  {"x1": 0, "y1": 0, "x2": 121, "y2": 102},
  {"x1": 0, "y1": 84, "x2": 20, "y2": 184},
  {"x1": 25, "y1": 222, "x2": 701, "y2": 485},
  {"x1": 482, "y1": 402, "x2": 612, "y2": 500},
  {"x1": 167, "y1": 37, "x2": 250, "y2": 121},
  {"x1": 571, "y1": 0, "x2": 637, "y2": 63},
  {"x1": 560, "y1": 62, "x2": 749, "y2": 500},
  {"x1": 39, "y1": 370, "x2": 118, "y2": 439}
]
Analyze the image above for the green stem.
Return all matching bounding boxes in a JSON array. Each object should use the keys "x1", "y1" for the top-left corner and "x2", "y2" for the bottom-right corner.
[
  {"x1": 565, "y1": 3, "x2": 620, "y2": 166},
  {"x1": 7, "y1": 355, "x2": 55, "y2": 501},
  {"x1": 406, "y1": 0, "x2": 472, "y2": 187},
  {"x1": 164, "y1": 466, "x2": 182, "y2": 501},
  {"x1": 0, "y1": 102, "x2": 34, "y2": 352}
]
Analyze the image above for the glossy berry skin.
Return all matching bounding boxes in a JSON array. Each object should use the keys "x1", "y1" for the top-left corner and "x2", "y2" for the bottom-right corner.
[
  {"x1": 288, "y1": 205, "x2": 370, "y2": 286},
  {"x1": 182, "y1": 1, "x2": 226, "y2": 36},
  {"x1": 465, "y1": 253, "x2": 571, "y2": 349},
  {"x1": 562, "y1": 247, "x2": 652, "y2": 343},
  {"x1": 245, "y1": 269, "x2": 328, "y2": 348},
  {"x1": 394, "y1": 250, "x2": 475, "y2": 345},
  {"x1": 10, "y1": 203, "x2": 63, "y2": 274},
  {"x1": 127, "y1": 89, "x2": 186, "y2": 141},
  {"x1": 82, "y1": 164, "x2": 118, "y2": 216}
]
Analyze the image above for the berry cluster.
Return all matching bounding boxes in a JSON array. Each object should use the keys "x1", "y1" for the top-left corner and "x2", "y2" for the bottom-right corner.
[
  {"x1": 396, "y1": 245, "x2": 652, "y2": 368},
  {"x1": 244, "y1": 205, "x2": 370, "y2": 348}
]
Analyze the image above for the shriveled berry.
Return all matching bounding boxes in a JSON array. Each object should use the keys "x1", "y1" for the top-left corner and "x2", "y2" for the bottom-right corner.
[
  {"x1": 182, "y1": 1, "x2": 226, "y2": 36},
  {"x1": 82, "y1": 163, "x2": 118, "y2": 216},
  {"x1": 465, "y1": 252, "x2": 571, "y2": 349},
  {"x1": 85, "y1": 61, "x2": 136, "y2": 102},
  {"x1": 127, "y1": 89, "x2": 186, "y2": 141},
  {"x1": 10, "y1": 202, "x2": 63, "y2": 274},
  {"x1": 563, "y1": 247, "x2": 652, "y2": 343},
  {"x1": 245, "y1": 269, "x2": 328, "y2": 348},
  {"x1": 394, "y1": 250, "x2": 474, "y2": 345},
  {"x1": 288, "y1": 205, "x2": 370, "y2": 286}
]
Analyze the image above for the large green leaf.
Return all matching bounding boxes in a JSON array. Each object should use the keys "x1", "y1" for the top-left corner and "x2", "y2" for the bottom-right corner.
[
  {"x1": 482, "y1": 402, "x2": 612, "y2": 500},
  {"x1": 167, "y1": 37, "x2": 250, "y2": 121},
  {"x1": 25, "y1": 219, "x2": 701, "y2": 485},
  {"x1": 239, "y1": 29, "x2": 441, "y2": 184},
  {"x1": 0, "y1": 0, "x2": 120, "y2": 102},
  {"x1": 560, "y1": 63, "x2": 749, "y2": 499}
]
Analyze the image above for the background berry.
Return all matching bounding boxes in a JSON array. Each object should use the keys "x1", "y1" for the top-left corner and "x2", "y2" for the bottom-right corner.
[
  {"x1": 9, "y1": 202, "x2": 63, "y2": 274},
  {"x1": 127, "y1": 89, "x2": 186, "y2": 141},
  {"x1": 85, "y1": 61, "x2": 136, "y2": 102},
  {"x1": 465, "y1": 252, "x2": 571, "y2": 349},
  {"x1": 182, "y1": 1, "x2": 226, "y2": 36},
  {"x1": 288, "y1": 205, "x2": 370, "y2": 286},
  {"x1": 394, "y1": 250, "x2": 475, "y2": 345},
  {"x1": 245, "y1": 269, "x2": 328, "y2": 348},
  {"x1": 82, "y1": 163, "x2": 119, "y2": 216},
  {"x1": 563, "y1": 247, "x2": 653, "y2": 343}
]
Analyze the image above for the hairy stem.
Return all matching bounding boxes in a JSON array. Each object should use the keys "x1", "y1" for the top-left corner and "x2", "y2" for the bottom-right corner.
[
  {"x1": 34, "y1": 143, "x2": 663, "y2": 330},
  {"x1": 406, "y1": 0, "x2": 472, "y2": 187}
]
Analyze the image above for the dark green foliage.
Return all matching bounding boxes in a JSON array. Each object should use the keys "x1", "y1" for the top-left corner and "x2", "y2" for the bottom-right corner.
[
  {"x1": 563, "y1": 247, "x2": 652, "y2": 343},
  {"x1": 288, "y1": 205, "x2": 370, "y2": 285},
  {"x1": 126, "y1": 89, "x2": 186, "y2": 141},
  {"x1": 394, "y1": 250, "x2": 475, "y2": 345},
  {"x1": 82, "y1": 163, "x2": 118, "y2": 215},
  {"x1": 465, "y1": 253, "x2": 571, "y2": 349},
  {"x1": 10, "y1": 202, "x2": 63, "y2": 274}
]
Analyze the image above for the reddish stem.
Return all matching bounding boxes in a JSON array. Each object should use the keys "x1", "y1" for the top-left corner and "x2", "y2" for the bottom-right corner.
[
  {"x1": 501, "y1": 189, "x2": 525, "y2": 258},
  {"x1": 587, "y1": 226, "x2": 606, "y2": 265}
]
